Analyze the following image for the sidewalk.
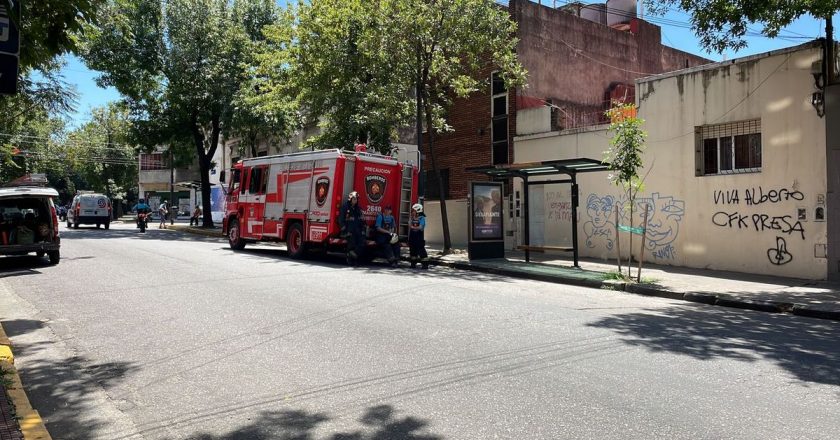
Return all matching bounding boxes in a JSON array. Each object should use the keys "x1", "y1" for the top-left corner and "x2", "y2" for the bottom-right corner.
[
  {"x1": 0, "y1": 324, "x2": 51, "y2": 440},
  {"x1": 164, "y1": 225, "x2": 840, "y2": 322},
  {"x1": 428, "y1": 246, "x2": 840, "y2": 321}
]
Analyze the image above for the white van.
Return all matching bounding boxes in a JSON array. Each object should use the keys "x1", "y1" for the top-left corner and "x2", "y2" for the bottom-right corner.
[{"x1": 68, "y1": 193, "x2": 111, "y2": 229}]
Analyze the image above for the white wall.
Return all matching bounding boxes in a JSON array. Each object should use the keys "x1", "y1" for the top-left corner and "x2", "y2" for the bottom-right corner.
[{"x1": 513, "y1": 44, "x2": 828, "y2": 279}]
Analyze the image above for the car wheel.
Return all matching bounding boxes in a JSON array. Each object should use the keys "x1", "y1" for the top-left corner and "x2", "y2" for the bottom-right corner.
[
  {"x1": 48, "y1": 250, "x2": 60, "y2": 265},
  {"x1": 287, "y1": 223, "x2": 306, "y2": 259},
  {"x1": 36, "y1": 251, "x2": 45, "y2": 258},
  {"x1": 228, "y1": 219, "x2": 246, "y2": 250}
]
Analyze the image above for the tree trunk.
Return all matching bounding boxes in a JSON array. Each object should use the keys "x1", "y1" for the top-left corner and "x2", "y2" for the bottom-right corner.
[
  {"x1": 191, "y1": 113, "x2": 219, "y2": 228},
  {"x1": 423, "y1": 95, "x2": 452, "y2": 252},
  {"x1": 627, "y1": 187, "x2": 633, "y2": 278}
]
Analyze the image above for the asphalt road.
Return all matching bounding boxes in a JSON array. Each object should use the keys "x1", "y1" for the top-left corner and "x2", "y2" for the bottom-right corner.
[{"x1": 1, "y1": 222, "x2": 838, "y2": 440}]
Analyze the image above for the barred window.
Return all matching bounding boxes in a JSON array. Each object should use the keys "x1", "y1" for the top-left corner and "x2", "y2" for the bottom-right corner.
[
  {"x1": 696, "y1": 120, "x2": 761, "y2": 176},
  {"x1": 140, "y1": 153, "x2": 164, "y2": 170}
]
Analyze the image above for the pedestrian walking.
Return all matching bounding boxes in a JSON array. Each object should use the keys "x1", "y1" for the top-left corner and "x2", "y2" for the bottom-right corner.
[
  {"x1": 190, "y1": 205, "x2": 202, "y2": 226},
  {"x1": 408, "y1": 203, "x2": 429, "y2": 269},
  {"x1": 158, "y1": 201, "x2": 168, "y2": 229}
]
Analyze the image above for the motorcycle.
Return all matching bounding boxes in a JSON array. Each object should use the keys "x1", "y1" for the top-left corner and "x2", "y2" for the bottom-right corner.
[{"x1": 137, "y1": 211, "x2": 150, "y2": 233}]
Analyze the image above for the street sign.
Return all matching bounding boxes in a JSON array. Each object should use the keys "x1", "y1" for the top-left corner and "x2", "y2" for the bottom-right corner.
[
  {"x1": 0, "y1": 0, "x2": 20, "y2": 95},
  {"x1": 0, "y1": 53, "x2": 17, "y2": 94}
]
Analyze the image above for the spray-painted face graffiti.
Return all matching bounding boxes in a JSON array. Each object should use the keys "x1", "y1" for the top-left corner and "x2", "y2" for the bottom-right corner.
[
  {"x1": 634, "y1": 193, "x2": 685, "y2": 251},
  {"x1": 583, "y1": 194, "x2": 616, "y2": 250}
]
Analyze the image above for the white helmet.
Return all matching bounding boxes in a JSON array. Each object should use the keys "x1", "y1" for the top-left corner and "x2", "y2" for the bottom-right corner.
[
  {"x1": 411, "y1": 203, "x2": 423, "y2": 213},
  {"x1": 348, "y1": 191, "x2": 359, "y2": 199}
]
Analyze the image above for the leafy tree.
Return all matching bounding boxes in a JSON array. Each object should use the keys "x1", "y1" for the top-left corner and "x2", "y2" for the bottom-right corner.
[
  {"x1": 0, "y1": 0, "x2": 105, "y2": 71},
  {"x1": 258, "y1": 0, "x2": 525, "y2": 251},
  {"x1": 604, "y1": 103, "x2": 647, "y2": 279},
  {"x1": 381, "y1": 0, "x2": 526, "y2": 252},
  {"x1": 257, "y1": 1, "x2": 411, "y2": 153},
  {"x1": 82, "y1": 0, "x2": 290, "y2": 227},
  {"x1": 66, "y1": 103, "x2": 137, "y2": 209},
  {"x1": 644, "y1": 0, "x2": 837, "y2": 52}
]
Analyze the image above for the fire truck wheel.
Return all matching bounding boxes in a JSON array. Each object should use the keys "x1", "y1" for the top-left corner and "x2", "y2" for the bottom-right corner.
[
  {"x1": 228, "y1": 219, "x2": 247, "y2": 250},
  {"x1": 287, "y1": 223, "x2": 306, "y2": 259}
]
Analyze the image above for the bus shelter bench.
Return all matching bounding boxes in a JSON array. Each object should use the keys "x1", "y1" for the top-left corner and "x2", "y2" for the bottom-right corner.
[{"x1": 516, "y1": 245, "x2": 573, "y2": 253}]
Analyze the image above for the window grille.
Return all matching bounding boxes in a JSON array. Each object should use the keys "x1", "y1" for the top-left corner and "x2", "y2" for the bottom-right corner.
[{"x1": 696, "y1": 119, "x2": 761, "y2": 176}]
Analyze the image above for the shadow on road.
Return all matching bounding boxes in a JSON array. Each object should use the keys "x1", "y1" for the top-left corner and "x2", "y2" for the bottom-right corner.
[
  {"x1": 587, "y1": 304, "x2": 840, "y2": 387},
  {"x1": 17, "y1": 349, "x2": 141, "y2": 438},
  {"x1": 171, "y1": 405, "x2": 441, "y2": 440},
  {"x1": 229, "y1": 247, "x2": 512, "y2": 284},
  {"x1": 59, "y1": 226, "x2": 225, "y2": 244}
]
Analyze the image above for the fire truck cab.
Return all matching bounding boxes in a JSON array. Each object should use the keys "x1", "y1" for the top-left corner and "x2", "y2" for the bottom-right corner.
[{"x1": 221, "y1": 147, "x2": 419, "y2": 259}]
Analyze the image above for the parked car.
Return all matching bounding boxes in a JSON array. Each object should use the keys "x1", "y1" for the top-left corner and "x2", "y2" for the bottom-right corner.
[
  {"x1": 0, "y1": 182, "x2": 61, "y2": 265},
  {"x1": 67, "y1": 193, "x2": 111, "y2": 229}
]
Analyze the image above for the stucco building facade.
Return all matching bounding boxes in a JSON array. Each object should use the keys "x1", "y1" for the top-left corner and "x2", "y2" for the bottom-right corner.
[
  {"x1": 420, "y1": 0, "x2": 709, "y2": 247},
  {"x1": 514, "y1": 42, "x2": 828, "y2": 279}
]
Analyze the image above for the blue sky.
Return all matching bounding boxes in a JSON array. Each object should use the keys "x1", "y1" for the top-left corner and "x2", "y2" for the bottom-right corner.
[{"x1": 60, "y1": 1, "x2": 834, "y2": 128}]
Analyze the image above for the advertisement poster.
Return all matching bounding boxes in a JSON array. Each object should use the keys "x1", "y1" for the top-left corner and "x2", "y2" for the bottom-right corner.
[
  {"x1": 210, "y1": 186, "x2": 226, "y2": 223},
  {"x1": 471, "y1": 182, "x2": 503, "y2": 241}
]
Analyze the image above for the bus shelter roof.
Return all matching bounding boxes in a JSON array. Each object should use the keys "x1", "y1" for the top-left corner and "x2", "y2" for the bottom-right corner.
[{"x1": 466, "y1": 158, "x2": 610, "y2": 179}]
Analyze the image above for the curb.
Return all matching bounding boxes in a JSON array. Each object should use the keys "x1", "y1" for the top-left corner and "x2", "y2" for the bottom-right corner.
[
  {"x1": 429, "y1": 257, "x2": 840, "y2": 322},
  {"x1": 168, "y1": 226, "x2": 840, "y2": 323},
  {"x1": 167, "y1": 226, "x2": 225, "y2": 238},
  {"x1": 0, "y1": 324, "x2": 52, "y2": 440}
]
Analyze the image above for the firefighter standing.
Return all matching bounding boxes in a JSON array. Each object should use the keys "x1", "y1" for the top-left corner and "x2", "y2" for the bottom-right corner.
[
  {"x1": 339, "y1": 191, "x2": 365, "y2": 260},
  {"x1": 408, "y1": 203, "x2": 429, "y2": 269}
]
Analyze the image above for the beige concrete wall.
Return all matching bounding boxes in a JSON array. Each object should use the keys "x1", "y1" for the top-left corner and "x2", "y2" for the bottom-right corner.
[
  {"x1": 422, "y1": 199, "x2": 470, "y2": 248},
  {"x1": 512, "y1": 44, "x2": 828, "y2": 279}
]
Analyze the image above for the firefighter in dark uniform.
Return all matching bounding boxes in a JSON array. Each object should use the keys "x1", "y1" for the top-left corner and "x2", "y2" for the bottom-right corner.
[
  {"x1": 408, "y1": 203, "x2": 429, "y2": 269},
  {"x1": 339, "y1": 191, "x2": 365, "y2": 262}
]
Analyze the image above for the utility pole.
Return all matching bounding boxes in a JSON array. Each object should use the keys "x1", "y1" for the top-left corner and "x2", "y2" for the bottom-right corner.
[
  {"x1": 169, "y1": 147, "x2": 175, "y2": 225},
  {"x1": 105, "y1": 127, "x2": 113, "y2": 219}
]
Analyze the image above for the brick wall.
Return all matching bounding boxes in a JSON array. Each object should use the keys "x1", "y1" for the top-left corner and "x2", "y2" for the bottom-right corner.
[{"x1": 421, "y1": 0, "x2": 710, "y2": 201}]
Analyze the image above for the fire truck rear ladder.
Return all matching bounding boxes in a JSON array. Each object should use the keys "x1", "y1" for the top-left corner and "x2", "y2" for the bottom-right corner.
[{"x1": 398, "y1": 166, "x2": 413, "y2": 240}]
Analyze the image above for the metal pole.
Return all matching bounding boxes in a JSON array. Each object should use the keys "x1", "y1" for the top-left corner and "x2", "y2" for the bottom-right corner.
[
  {"x1": 615, "y1": 205, "x2": 622, "y2": 274},
  {"x1": 638, "y1": 206, "x2": 648, "y2": 282},
  {"x1": 571, "y1": 173, "x2": 579, "y2": 268},
  {"x1": 169, "y1": 148, "x2": 175, "y2": 225},
  {"x1": 827, "y1": 16, "x2": 835, "y2": 85},
  {"x1": 523, "y1": 176, "x2": 530, "y2": 263}
]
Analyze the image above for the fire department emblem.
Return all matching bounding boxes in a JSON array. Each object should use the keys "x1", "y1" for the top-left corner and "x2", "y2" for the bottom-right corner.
[
  {"x1": 365, "y1": 175, "x2": 387, "y2": 204},
  {"x1": 315, "y1": 177, "x2": 330, "y2": 207}
]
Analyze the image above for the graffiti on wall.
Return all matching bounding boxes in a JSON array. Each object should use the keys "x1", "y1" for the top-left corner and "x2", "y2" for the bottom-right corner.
[
  {"x1": 712, "y1": 185, "x2": 807, "y2": 267},
  {"x1": 711, "y1": 185, "x2": 806, "y2": 240},
  {"x1": 635, "y1": 193, "x2": 685, "y2": 260},
  {"x1": 583, "y1": 194, "x2": 616, "y2": 251},
  {"x1": 546, "y1": 191, "x2": 573, "y2": 222},
  {"x1": 582, "y1": 192, "x2": 685, "y2": 260},
  {"x1": 767, "y1": 236, "x2": 793, "y2": 265}
]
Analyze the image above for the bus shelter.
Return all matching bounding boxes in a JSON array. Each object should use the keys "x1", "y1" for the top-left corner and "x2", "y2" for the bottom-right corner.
[{"x1": 467, "y1": 158, "x2": 610, "y2": 267}]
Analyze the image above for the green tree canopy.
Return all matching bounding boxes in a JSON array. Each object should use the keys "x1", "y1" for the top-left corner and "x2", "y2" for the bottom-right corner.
[
  {"x1": 645, "y1": 0, "x2": 837, "y2": 52},
  {"x1": 82, "y1": 0, "x2": 292, "y2": 227}
]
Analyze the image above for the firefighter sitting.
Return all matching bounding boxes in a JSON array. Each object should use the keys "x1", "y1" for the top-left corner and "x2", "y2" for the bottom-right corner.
[
  {"x1": 374, "y1": 205, "x2": 401, "y2": 268},
  {"x1": 339, "y1": 191, "x2": 365, "y2": 260}
]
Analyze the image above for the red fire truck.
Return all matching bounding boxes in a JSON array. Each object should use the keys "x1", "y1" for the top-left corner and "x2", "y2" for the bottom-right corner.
[{"x1": 221, "y1": 147, "x2": 419, "y2": 259}]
